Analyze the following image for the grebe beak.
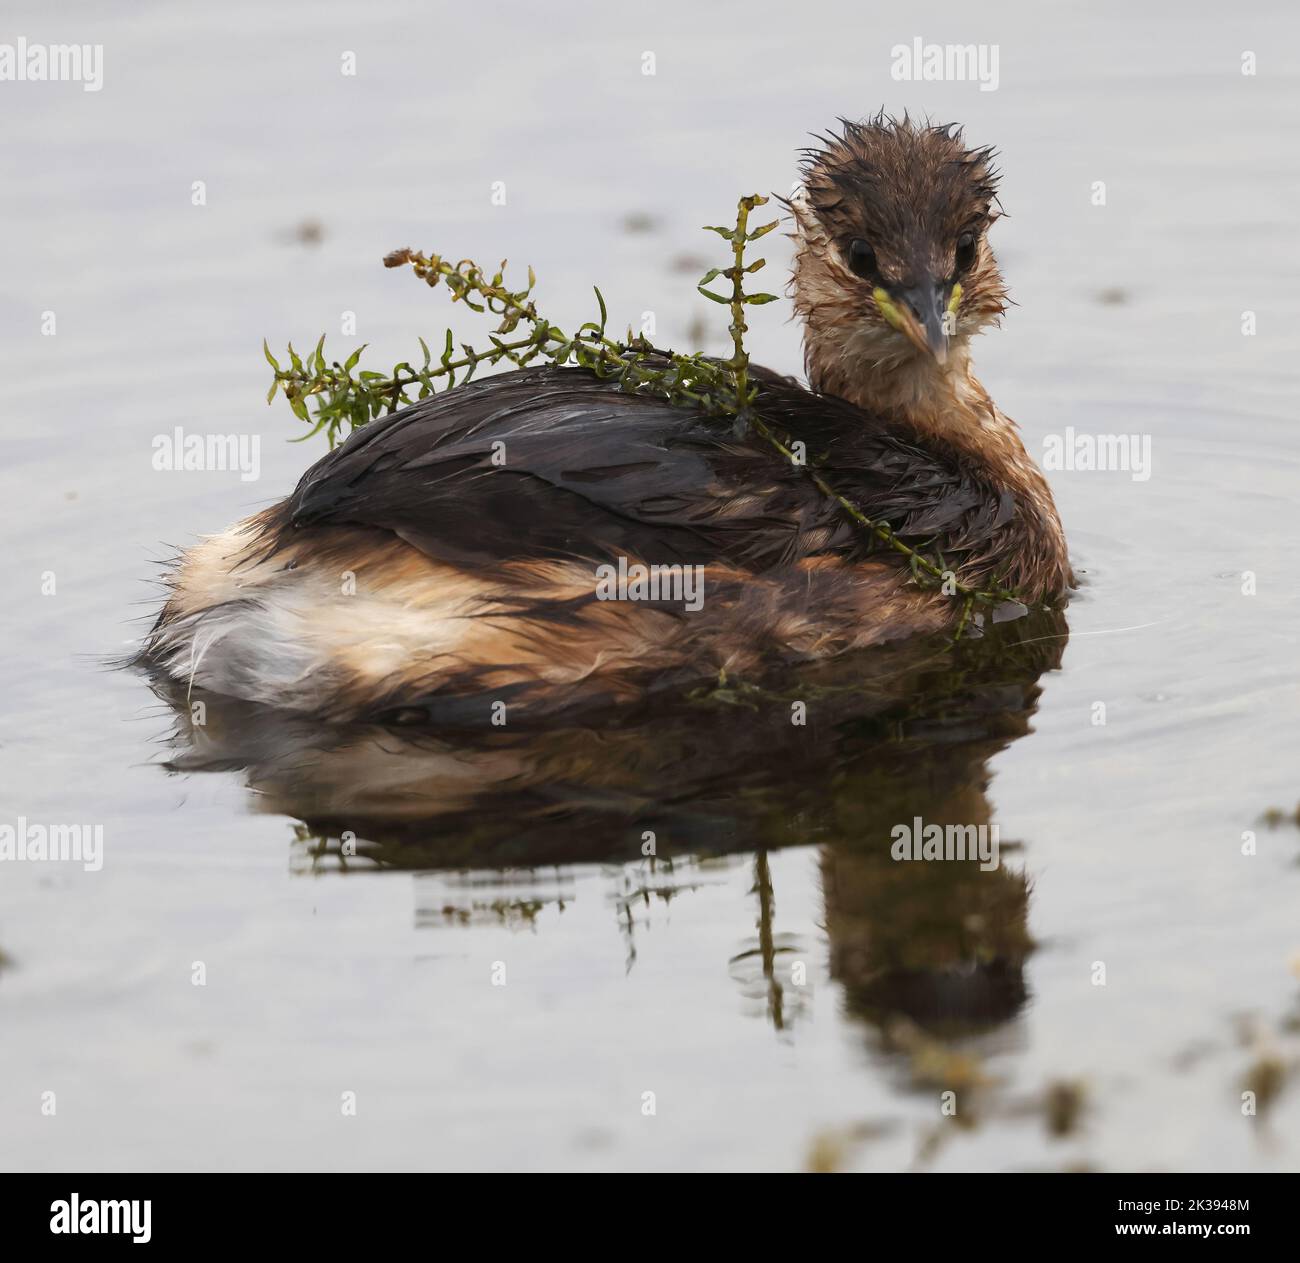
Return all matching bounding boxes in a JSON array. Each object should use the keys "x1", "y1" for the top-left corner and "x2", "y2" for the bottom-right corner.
[
  {"x1": 899, "y1": 280, "x2": 951, "y2": 365},
  {"x1": 873, "y1": 279, "x2": 954, "y2": 366}
]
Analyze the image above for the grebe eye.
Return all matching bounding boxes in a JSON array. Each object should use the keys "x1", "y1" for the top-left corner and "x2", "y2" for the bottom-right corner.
[
  {"x1": 846, "y1": 238, "x2": 877, "y2": 279},
  {"x1": 955, "y1": 231, "x2": 978, "y2": 273}
]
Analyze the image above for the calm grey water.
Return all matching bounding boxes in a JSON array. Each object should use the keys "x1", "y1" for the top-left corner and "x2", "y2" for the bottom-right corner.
[{"x1": 2, "y1": 0, "x2": 1299, "y2": 1172}]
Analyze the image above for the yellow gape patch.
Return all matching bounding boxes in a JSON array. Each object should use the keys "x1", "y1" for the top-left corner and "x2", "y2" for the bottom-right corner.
[
  {"x1": 872, "y1": 287, "x2": 907, "y2": 332},
  {"x1": 946, "y1": 282, "x2": 963, "y2": 315}
]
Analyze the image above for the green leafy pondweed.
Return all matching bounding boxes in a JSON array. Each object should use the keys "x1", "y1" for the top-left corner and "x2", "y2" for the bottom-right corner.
[
  {"x1": 264, "y1": 195, "x2": 1032, "y2": 620},
  {"x1": 262, "y1": 201, "x2": 776, "y2": 446}
]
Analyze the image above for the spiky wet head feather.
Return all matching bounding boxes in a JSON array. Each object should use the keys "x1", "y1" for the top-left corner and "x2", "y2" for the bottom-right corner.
[{"x1": 790, "y1": 114, "x2": 1010, "y2": 403}]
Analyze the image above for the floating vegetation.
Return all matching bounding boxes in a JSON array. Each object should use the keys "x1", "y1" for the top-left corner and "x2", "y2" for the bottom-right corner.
[
  {"x1": 264, "y1": 194, "x2": 1032, "y2": 621},
  {"x1": 805, "y1": 1120, "x2": 898, "y2": 1173},
  {"x1": 1043, "y1": 1078, "x2": 1088, "y2": 1138},
  {"x1": 1242, "y1": 1050, "x2": 1288, "y2": 1117},
  {"x1": 1260, "y1": 803, "x2": 1300, "y2": 829}
]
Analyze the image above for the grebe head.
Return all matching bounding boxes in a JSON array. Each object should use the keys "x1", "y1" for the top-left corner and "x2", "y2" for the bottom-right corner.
[{"x1": 789, "y1": 114, "x2": 1009, "y2": 410}]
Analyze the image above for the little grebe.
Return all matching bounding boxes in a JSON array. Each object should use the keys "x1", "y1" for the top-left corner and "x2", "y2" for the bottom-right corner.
[{"x1": 143, "y1": 115, "x2": 1071, "y2": 723}]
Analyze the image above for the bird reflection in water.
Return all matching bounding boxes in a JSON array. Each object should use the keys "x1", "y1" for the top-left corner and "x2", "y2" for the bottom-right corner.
[{"x1": 146, "y1": 608, "x2": 1065, "y2": 1065}]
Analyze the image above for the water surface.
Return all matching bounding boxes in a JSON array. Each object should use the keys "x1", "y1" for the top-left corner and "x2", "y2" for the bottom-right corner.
[{"x1": 2, "y1": 0, "x2": 1299, "y2": 1172}]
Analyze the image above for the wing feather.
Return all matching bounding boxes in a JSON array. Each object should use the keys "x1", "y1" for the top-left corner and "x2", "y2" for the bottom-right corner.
[{"x1": 279, "y1": 365, "x2": 1016, "y2": 579}]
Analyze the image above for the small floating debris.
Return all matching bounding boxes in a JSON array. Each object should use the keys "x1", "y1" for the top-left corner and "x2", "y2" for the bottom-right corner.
[
  {"x1": 1260, "y1": 803, "x2": 1300, "y2": 829},
  {"x1": 275, "y1": 217, "x2": 326, "y2": 247},
  {"x1": 1242, "y1": 1051, "x2": 1288, "y2": 1116},
  {"x1": 805, "y1": 1120, "x2": 897, "y2": 1172},
  {"x1": 621, "y1": 211, "x2": 658, "y2": 234},
  {"x1": 1044, "y1": 1078, "x2": 1087, "y2": 1138},
  {"x1": 670, "y1": 251, "x2": 710, "y2": 274}
]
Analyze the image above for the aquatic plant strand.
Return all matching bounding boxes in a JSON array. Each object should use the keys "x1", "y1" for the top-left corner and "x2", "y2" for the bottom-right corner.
[{"x1": 264, "y1": 195, "x2": 1026, "y2": 616}]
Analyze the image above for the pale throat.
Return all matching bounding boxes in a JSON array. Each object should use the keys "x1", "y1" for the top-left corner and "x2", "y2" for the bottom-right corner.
[
  {"x1": 806, "y1": 325, "x2": 984, "y2": 436},
  {"x1": 803, "y1": 322, "x2": 1050, "y2": 502}
]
